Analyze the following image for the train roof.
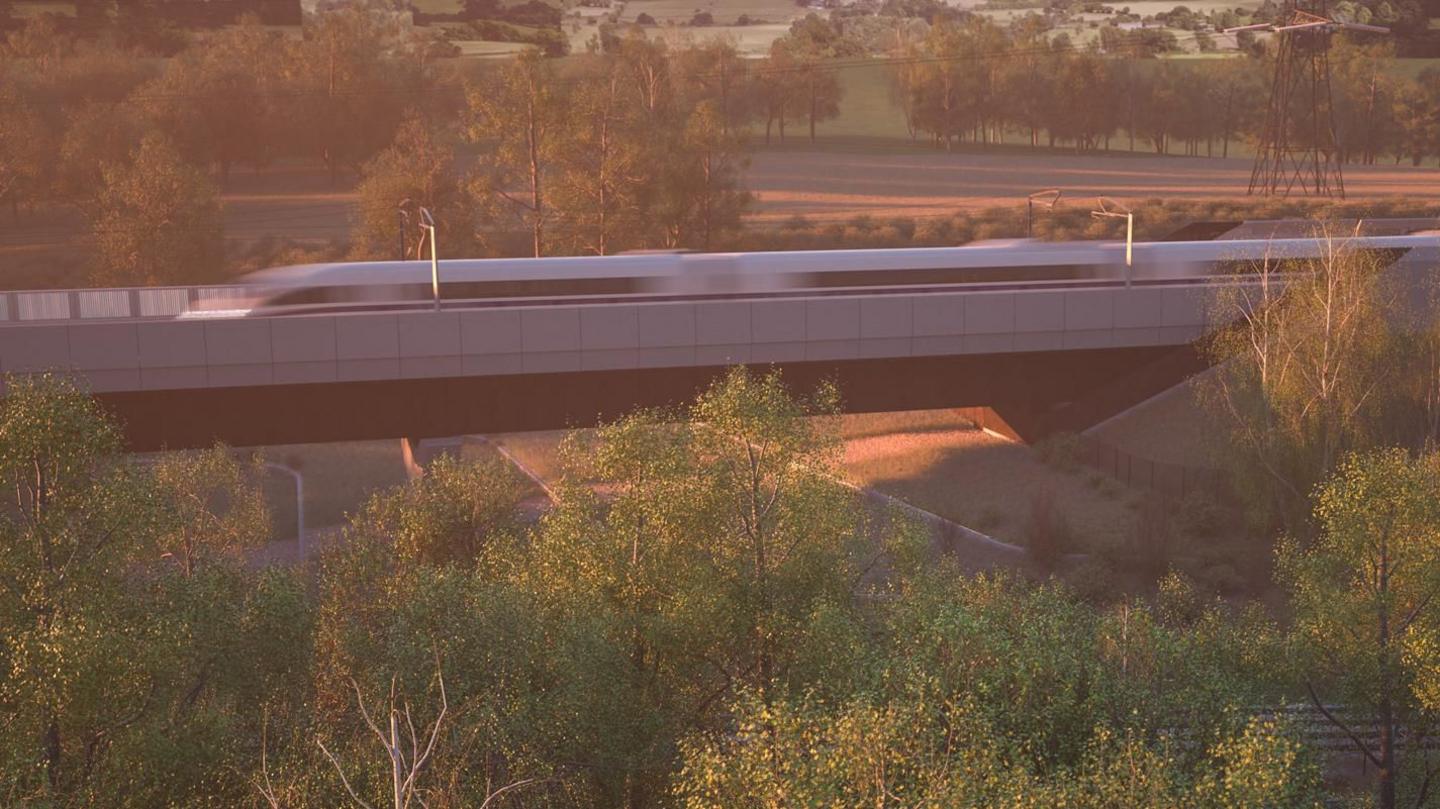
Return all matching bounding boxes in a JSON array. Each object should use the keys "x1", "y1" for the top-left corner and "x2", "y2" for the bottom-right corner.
[{"x1": 240, "y1": 234, "x2": 1439, "y2": 287}]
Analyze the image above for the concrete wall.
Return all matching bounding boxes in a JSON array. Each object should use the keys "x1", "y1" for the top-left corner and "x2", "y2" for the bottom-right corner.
[{"x1": 0, "y1": 283, "x2": 1220, "y2": 394}]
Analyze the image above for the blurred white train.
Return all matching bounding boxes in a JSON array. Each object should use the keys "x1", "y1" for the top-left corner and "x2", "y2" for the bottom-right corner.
[{"x1": 204, "y1": 235, "x2": 1436, "y2": 317}]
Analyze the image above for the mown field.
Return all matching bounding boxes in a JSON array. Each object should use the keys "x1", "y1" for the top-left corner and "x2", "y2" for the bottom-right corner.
[{"x1": 617, "y1": 0, "x2": 803, "y2": 25}]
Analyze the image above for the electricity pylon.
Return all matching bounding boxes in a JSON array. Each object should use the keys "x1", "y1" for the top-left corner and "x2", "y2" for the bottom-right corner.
[{"x1": 1227, "y1": 7, "x2": 1387, "y2": 198}]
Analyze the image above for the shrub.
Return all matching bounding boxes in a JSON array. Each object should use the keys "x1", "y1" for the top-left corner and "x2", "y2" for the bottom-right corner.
[
  {"x1": 1175, "y1": 488, "x2": 1226, "y2": 538},
  {"x1": 1129, "y1": 495, "x2": 1176, "y2": 580},
  {"x1": 1194, "y1": 562, "x2": 1245, "y2": 596},
  {"x1": 1066, "y1": 557, "x2": 1122, "y2": 605},
  {"x1": 1156, "y1": 571, "x2": 1205, "y2": 625},
  {"x1": 1024, "y1": 488, "x2": 1071, "y2": 571},
  {"x1": 636, "y1": 12, "x2": 656, "y2": 24},
  {"x1": 691, "y1": 11, "x2": 714, "y2": 25},
  {"x1": 1033, "y1": 432, "x2": 1084, "y2": 473}
]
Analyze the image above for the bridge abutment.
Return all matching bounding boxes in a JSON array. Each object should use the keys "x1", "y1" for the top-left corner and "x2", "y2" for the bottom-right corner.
[{"x1": 400, "y1": 436, "x2": 464, "y2": 479}]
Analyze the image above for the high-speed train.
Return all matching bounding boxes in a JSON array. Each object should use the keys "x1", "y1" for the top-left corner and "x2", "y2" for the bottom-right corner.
[{"x1": 194, "y1": 235, "x2": 1438, "y2": 318}]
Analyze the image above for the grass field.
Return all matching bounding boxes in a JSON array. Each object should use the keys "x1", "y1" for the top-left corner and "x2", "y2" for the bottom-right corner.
[
  {"x1": 410, "y1": 0, "x2": 465, "y2": 12},
  {"x1": 618, "y1": 0, "x2": 803, "y2": 25},
  {"x1": 840, "y1": 411, "x2": 1141, "y2": 552},
  {"x1": 641, "y1": 23, "x2": 794, "y2": 56},
  {"x1": 743, "y1": 147, "x2": 1440, "y2": 220},
  {"x1": 11, "y1": 1, "x2": 76, "y2": 17},
  {"x1": 491, "y1": 410, "x2": 1141, "y2": 556},
  {"x1": 453, "y1": 40, "x2": 533, "y2": 57}
]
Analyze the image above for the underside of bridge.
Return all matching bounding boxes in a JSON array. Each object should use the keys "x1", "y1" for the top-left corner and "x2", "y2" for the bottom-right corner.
[{"x1": 99, "y1": 344, "x2": 1208, "y2": 451}]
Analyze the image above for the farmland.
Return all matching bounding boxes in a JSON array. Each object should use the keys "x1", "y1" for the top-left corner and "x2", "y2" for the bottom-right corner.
[
  {"x1": 742, "y1": 148, "x2": 1440, "y2": 221},
  {"x1": 615, "y1": 0, "x2": 805, "y2": 25}
]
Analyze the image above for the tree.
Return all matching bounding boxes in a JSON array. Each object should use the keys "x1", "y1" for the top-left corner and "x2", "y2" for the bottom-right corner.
[
  {"x1": 149, "y1": 446, "x2": 269, "y2": 577},
  {"x1": 1391, "y1": 70, "x2": 1440, "y2": 166},
  {"x1": 465, "y1": 48, "x2": 565, "y2": 257},
  {"x1": 284, "y1": 7, "x2": 415, "y2": 183},
  {"x1": 794, "y1": 54, "x2": 842, "y2": 142},
  {"x1": 1205, "y1": 233, "x2": 1401, "y2": 532},
  {"x1": 668, "y1": 101, "x2": 752, "y2": 250},
  {"x1": 0, "y1": 84, "x2": 48, "y2": 219},
  {"x1": 140, "y1": 19, "x2": 286, "y2": 183},
  {"x1": 90, "y1": 133, "x2": 224, "y2": 286},
  {"x1": 1279, "y1": 449, "x2": 1440, "y2": 809},
  {"x1": 673, "y1": 39, "x2": 752, "y2": 137},
  {"x1": 551, "y1": 65, "x2": 650, "y2": 255},
  {"x1": 3, "y1": 13, "x2": 74, "y2": 71},
  {"x1": 353, "y1": 113, "x2": 475, "y2": 261},
  {"x1": 1331, "y1": 36, "x2": 1398, "y2": 165},
  {"x1": 678, "y1": 569, "x2": 1311, "y2": 808},
  {"x1": 0, "y1": 375, "x2": 311, "y2": 805},
  {"x1": 54, "y1": 102, "x2": 145, "y2": 205},
  {"x1": 1048, "y1": 51, "x2": 1120, "y2": 151},
  {"x1": 0, "y1": 375, "x2": 145, "y2": 796},
  {"x1": 349, "y1": 454, "x2": 523, "y2": 568},
  {"x1": 755, "y1": 40, "x2": 802, "y2": 144}
]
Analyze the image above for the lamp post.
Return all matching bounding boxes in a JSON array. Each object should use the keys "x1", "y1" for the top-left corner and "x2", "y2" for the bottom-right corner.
[
  {"x1": 417, "y1": 207, "x2": 439, "y2": 311},
  {"x1": 1090, "y1": 197, "x2": 1133, "y2": 285},
  {"x1": 261, "y1": 462, "x2": 305, "y2": 560},
  {"x1": 1026, "y1": 189, "x2": 1062, "y2": 238}
]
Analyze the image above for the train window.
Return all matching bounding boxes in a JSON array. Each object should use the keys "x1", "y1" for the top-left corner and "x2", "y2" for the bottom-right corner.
[
  {"x1": 265, "y1": 287, "x2": 333, "y2": 307},
  {"x1": 1216, "y1": 248, "x2": 1409, "y2": 276},
  {"x1": 806, "y1": 265, "x2": 1099, "y2": 288},
  {"x1": 441, "y1": 277, "x2": 644, "y2": 300}
]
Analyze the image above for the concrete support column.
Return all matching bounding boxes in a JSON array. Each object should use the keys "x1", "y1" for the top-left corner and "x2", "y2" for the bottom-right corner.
[{"x1": 400, "y1": 436, "x2": 464, "y2": 480}]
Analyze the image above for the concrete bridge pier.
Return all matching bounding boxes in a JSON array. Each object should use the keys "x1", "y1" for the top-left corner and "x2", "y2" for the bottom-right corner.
[{"x1": 400, "y1": 436, "x2": 464, "y2": 480}]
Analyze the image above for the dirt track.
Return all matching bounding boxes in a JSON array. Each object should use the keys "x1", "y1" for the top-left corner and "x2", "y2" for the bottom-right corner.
[{"x1": 744, "y1": 149, "x2": 1440, "y2": 221}]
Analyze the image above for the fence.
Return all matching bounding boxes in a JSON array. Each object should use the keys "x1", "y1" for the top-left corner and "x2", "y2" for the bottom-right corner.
[{"x1": 1075, "y1": 435, "x2": 1228, "y2": 500}]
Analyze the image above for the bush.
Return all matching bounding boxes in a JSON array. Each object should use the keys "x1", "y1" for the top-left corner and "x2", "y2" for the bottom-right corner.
[
  {"x1": 1175, "y1": 489, "x2": 1226, "y2": 538},
  {"x1": 1033, "y1": 432, "x2": 1084, "y2": 474},
  {"x1": 1157, "y1": 571, "x2": 1205, "y2": 625},
  {"x1": 1129, "y1": 496, "x2": 1175, "y2": 580},
  {"x1": 1066, "y1": 557, "x2": 1122, "y2": 605},
  {"x1": 1024, "y1": 488, "x2": 1071, "y2": 571},
  {"x1": 691, "y1": 11, "x2": 714, "y2": 25},
  {"x1": 1194, "y1": 562, "x2": 1245, "y2": 596}
]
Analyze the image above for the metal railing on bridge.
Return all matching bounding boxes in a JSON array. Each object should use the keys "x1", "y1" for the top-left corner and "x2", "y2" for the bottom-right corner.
[{"x1": 0, "y1": 286, "x2": 251, "y2": 323}]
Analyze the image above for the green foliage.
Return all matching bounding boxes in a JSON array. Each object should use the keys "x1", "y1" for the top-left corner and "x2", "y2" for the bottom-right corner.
[
  {"x1": 679, "y1": 572, "x2": 1312, "y2": 808},
  {"x1": 0, "y1": 375, "x2": 312, "y2": 806},
  {"x1": 351, "y1": 453, "x2": 524, "y2": 568},
  {"x1": 148, "y1": 445, "x2": 270, "y2": 576},
  {"x1": 1280, "y1": 449, "x2": 1440, "y2": 809},
  {"x1": 90, "y1": 132, "x2": 223, "y2": 286},
  {"x1": 0, "y1": 370, "x2": 1394, "y2": 807},
  {"x1": 353, "y1": 113, "x2": 477, "y2": 261},
  {"x1": 1205, "y1": 234, "x2": 1408, "y2": 534}
]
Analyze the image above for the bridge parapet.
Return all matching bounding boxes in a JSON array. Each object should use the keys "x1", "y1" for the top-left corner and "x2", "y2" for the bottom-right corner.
[
  {"x1": 0, "y1": 282, "x2": 1229, "y2": 395},
  {"x1": 0, "y1": 286, "x2": 255, "y2": 323}
]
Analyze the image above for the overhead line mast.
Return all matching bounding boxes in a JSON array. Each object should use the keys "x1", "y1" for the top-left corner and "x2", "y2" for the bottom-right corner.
[{"x1": 1227, "y1": 6, "x2": 1388, "y2": 198}]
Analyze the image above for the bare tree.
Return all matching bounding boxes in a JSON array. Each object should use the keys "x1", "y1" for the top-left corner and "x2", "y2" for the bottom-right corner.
[
  {"x1": 1205, "y1": 228, "x2": 1396, "y2": 532},
  {"x1": 318, "y1": 672, "x2": 448, "y2": 809}
]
